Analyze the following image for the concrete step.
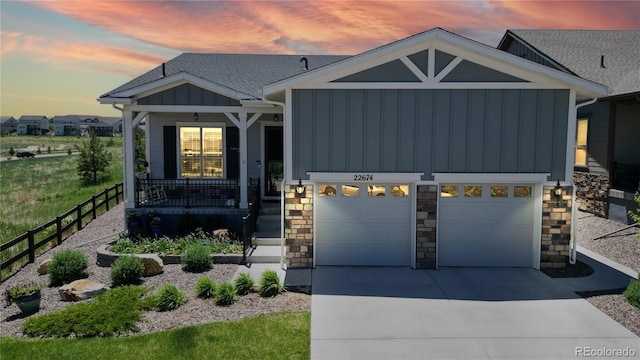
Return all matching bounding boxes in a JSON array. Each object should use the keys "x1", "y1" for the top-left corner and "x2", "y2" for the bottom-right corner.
[
  {"x1": 254, "y1": 237, "x2": 282, "y2": 246},
  {"x1": 255, "y1": 214, "x2": 281, "y2": 238},
  {"x1": 246, "y1": 245, "x2": 281, "y2": 263}
]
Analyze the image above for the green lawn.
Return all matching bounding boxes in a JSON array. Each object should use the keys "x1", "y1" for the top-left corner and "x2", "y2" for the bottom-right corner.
[
  {"x1": 0, "y1": 137, "x2": 123, "y2": 243},
  {"x1": 0, "y1": 135, "x2": 100, "y2": 157},
  {"x1": 1, "y1": 312, "x2": 310, "y2": 360}
]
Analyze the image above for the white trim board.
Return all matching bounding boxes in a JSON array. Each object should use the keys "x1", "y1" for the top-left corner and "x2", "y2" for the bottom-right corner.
[
  {"x1": 308, "y1": 172, "x2": 424, "y2": 182},
  {"x1": 433, "y1": 173, "x2": 550, "y2": 184}
]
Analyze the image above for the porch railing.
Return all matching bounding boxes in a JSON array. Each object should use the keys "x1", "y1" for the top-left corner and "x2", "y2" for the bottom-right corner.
[
  {"x1": 242, "y1": 179, "x2": 261, "y2": 264},
  {"x1": 612, "y1": 162, "x2": 640, "y2": 192},
  {"x1": 136, "y1": 177, "x2": 261, "y2": 209}
]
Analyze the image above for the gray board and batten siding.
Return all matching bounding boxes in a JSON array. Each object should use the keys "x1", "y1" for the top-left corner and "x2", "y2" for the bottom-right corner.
[
  {"x1": 137, "y1": 83, "x2": 241, "y2": 106},
  {"x1": 292, "y1": 88, "x2": 570, "y2": 181}
]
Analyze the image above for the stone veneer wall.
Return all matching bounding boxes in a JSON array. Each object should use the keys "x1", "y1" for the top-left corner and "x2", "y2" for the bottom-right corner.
[
  {"x1": 541, "y1": 185, "x2": 573, "y2": 269},
  {"x1": 416, "y1": 185, "x2": 438, "y2": 269},
  {"x1": 573, "y1": 171, "x2": 609, "y2": 218},
  {"x1": 284, "y1": 184, "x2": 314, "y2": 268}
]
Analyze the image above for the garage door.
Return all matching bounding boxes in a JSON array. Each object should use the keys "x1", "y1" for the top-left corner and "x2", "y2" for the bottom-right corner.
[
  {"x1": 438, "y1": 184, "x2": 535, "y2": 267},
  {"x1": 315, "y1": 184, "x2": 412, "y2": 266}
]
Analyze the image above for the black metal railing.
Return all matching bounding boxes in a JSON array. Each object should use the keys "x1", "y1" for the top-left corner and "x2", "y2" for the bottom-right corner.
[
  {"x1": 242, "y1": 178, "x2": 261, "y2": 264},
  {"x1": 612, "y1": 162, "x2": 640, "y2": 192}
]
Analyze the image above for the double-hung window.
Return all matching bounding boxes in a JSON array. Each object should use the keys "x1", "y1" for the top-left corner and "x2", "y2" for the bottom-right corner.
[{"x1": 179, "y1": 125, "x2": 224, "y2": 178}]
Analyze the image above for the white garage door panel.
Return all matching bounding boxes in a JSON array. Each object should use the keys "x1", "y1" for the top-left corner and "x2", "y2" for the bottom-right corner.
[
  {"x1": 315, "y1": 189, "x2": 411, "y2": 266},
  {"x1": 439, "y1": 185, "x2": 535, "y2": 267}
]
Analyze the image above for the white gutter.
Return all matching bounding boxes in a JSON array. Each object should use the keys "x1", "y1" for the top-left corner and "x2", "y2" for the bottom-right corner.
[
  {"x1": 569, "y1": 97, "x2": 598, "y2": 264},
  {"x1": 260, "y1": 96, "x2": 287, "y2": 270}
]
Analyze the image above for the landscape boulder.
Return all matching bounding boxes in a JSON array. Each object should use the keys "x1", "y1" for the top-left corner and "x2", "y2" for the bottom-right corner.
[
  {"x1": 134, "y1": 254, "x2": 164, "y2": 276},
  {"x1": 37, "y1": 259, "x2": 52, "y2": 275},
  {"x1": 59, "y1": 279, "x2": 108, "y2": 301}
]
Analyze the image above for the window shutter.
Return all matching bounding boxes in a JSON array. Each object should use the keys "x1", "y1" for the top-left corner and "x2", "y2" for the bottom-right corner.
[
  {"x1": 226, "y1": 127, "x2": 239, "y2": 179},
  {"x1": 163, "y1": 126, "x2": 177, "y2": 179}
]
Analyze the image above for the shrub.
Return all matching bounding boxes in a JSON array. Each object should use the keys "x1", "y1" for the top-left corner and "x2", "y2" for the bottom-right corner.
[
  {"x1": 110, "y1": 256, "x2": 144, "y2": 287},
  {"x1": 234, "y1": 272, "x2": 254, "y2": 296},
  {"x1": 215, "y1": 282, "x2": 237, "y2": 306},
  {"x1": 624, "y1": 279, "x2": 640, "y2": 308},
  {"x1": 259, "y1": 270, "x2": 283, "y2": 297},
  {"x1": 182, "y1": 243, "x2": 211, "y2": 272},
  {"x1": 48, "y1": 250, "x2": 89, "y2": 286},
  {"x1": 22, "y1": 286, "x2": 148, "y2": 337},
  {"x1": 195, "y1": 277, "x2": 216, "y2": 299},
  {"x1": 155, "y1": 284, "x2": 186, "y2": 312}
]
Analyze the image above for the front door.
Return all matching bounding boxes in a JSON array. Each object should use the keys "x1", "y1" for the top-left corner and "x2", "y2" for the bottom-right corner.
[{"x1": 264, "y1": 126, "x2": 283, "y2": 197}]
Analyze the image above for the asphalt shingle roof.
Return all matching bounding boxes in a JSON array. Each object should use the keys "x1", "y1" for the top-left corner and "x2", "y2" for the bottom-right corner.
[
  {"x1": 507, "y1": 30, "x2": 640, "y2": 96},
  {"x1": 101, "y1": 54, "x2": 350, "y2": 99}
]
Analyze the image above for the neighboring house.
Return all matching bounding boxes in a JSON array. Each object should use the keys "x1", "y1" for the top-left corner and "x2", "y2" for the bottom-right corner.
[
  {"x1": 0, "y1": 116, "x2": 18, "y2": 134},
  {"x1": 17, "y1": 116, "x2": 49, "y2": 135},
  {"x1": 52, "y1": 115, "x2": 81, "y2": 136},
  {"x1": 499, "y1": 30, "x2": 640, "y2": 224},
  {"x1": 80, "y1": 117, "x2": 114, "y2": 136},
  {"x1": 98, "y1": 116, "x2": 123, "y2": 134},
  {"x1": 100, "y1": 28, "x2": 607, "y2": 270}
]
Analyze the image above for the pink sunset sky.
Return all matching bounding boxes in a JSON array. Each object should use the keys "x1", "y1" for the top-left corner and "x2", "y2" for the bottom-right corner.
[{"x1": 1, "y1": 0, "x2": 639, "y2": 117}]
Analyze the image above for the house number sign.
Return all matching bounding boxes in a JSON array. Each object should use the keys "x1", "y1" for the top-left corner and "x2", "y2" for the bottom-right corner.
[{"x1": 353, "y1": 174, "x2": 374, "y2": 181}]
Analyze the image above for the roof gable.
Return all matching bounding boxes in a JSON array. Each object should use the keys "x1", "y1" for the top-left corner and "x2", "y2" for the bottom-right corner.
[
  {"x1": 499, "y1": 29, "x2": 640, "y2": 96},
  {"x1": 263, "y1": 28, "x2": 608, "y2": 101}
]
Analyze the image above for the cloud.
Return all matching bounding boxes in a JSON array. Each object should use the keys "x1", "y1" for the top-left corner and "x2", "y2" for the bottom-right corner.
[{"x1": 1, "y1": 30, "x2": 167, "y2": 75}]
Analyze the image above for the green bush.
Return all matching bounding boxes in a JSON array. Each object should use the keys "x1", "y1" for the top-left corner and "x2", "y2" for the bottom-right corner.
[
  {"x1": 624, "y1": 279, "x2": 640, "y2": 308},
  {"x1": 195, "y1": 277, "x2": 216, "y2": 299},
  {"x1": 259, "y1": 270, "x2": 283, "y2": 297},
  {"x1": 22, "y1": 286, "x2": 148, "y2": 337},
  {"x1": 215, "y1": 282, "x2": 237, "y2": 306},
  {"x1": 110, "y1": 256, "x2": 144, "y2": 287},
  {"x1": 155, "y1": 284, "x2": 186, "y2": 312},
  {"x1": 234, "y1": 272, "x2": 254, "y2": 296},
  {"x1": 48, "y1": 250, "x2": 89, "y2": 286},
  {"x1": 181, "y1": 243, "x2": 212, "y2": 272}
]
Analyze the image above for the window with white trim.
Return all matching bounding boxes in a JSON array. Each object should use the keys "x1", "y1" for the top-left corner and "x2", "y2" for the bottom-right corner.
[{"x1": 179, "y1": 126, "x2": 224, "y2": 178}]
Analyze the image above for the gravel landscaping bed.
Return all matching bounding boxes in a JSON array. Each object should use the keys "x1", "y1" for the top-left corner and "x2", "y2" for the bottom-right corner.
[
  {"x1": 0, "y1": 203, "x2": 310, "y2": 338},
  {"x1": 575, "y1": 210, "x2": 640, "y2": 337},
  {"x1": 1, "y1": 205, "x2": 637, "y2": 338}
]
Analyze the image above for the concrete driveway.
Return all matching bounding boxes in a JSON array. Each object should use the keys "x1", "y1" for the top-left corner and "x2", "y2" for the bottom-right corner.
[{"x1": 311, "y1": 267, "x2": 639, "y2": 359}]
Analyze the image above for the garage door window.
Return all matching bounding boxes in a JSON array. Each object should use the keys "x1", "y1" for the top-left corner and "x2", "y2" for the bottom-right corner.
[
  {"x1": 368, "y1": 185, "x2": 386, "y2": 197},
  {"x1": 441, "y1": 185, "x2": 459, "y2": 197},
  {"x1": 318, "y1": 184, "x2": 336, "y2": 196},
  {"x1": 392, "y1": 185, "x2": 409, "y2": 197},
  {"x1": 464, "y1": 185, "x2": 482, "y2": 197},
  {"x1": 342, "y1": 185, "x2": 360, "y2": 197},
  {"x1": 514, "y1": 186, "x2": 532, "y2": 197},
  {"x1": 491, "y1": 186, "x2": 509, "y2": 197}
]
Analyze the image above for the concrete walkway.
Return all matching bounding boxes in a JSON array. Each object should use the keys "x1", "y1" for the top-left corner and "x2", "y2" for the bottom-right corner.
[{"x1": 311, "y1": 265, "x2": 639, "y2": 359}]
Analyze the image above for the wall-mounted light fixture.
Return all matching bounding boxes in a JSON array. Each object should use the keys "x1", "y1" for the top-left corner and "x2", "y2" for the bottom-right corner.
[
  {"x1": 295, "y1": 179, "x2": 306, "y2": 197},
  {"x1": 273, "y1": 114, "x2": 279, "y2": 122},
  {"x1": 193, "y1": 112, "x2": 199, "y2": 121},
  {"x1": 553, "y1": 179, "x2": 563, "y2": 205}
]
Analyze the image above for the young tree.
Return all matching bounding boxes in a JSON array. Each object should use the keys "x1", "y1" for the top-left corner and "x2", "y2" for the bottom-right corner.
[
  {"x1": 76, "y1": 130, "x2": 112, "y2": 185},
  {"x1": 134, "y1": 125, "x2": 146, "y2": 173}
]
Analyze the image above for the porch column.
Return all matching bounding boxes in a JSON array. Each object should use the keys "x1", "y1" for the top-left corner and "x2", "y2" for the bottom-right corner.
[
  {"x1": 123, "y1": 110, "x2": 135, "y2": 207},
  {"x1": 238, "y1": 112, "x2": 248, "y2": 209}
]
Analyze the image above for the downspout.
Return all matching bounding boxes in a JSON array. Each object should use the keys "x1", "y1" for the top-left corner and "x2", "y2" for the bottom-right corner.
[
  {"x1": 570, "y1": 97, "x2": 598, "y2": 264},
  {"x1": 260, "y1": 96, "x2": 287, "y2": 270}
]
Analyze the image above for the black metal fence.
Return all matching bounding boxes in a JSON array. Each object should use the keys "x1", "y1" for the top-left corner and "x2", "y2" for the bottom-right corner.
[
  {"x1": 612, "y1": 162, "x2": 640, "y2": 192},
  {"x1": 1, "y1": 183, "x2": 124, "y2": 281}
]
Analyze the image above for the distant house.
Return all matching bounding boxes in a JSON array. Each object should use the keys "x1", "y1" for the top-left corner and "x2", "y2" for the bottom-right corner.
[
  {"x1": 499, "y1": 30, "x2": 640, "y2": 224},
  {"x1": 100, "y1": 116, "x2": 123, "y2": 134},
  {"x1": 0, "y1": 116, "x2": 18, "y2": 134},
  {"x1": 52, "y1": 115, "x2": 81, "y2": 136},
  {"x1": 80, "y1": 117, "x2": 114, "y2": 136},
  {"x1": 17, "y1": 115, "x2": 49, "y2": 135}
]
